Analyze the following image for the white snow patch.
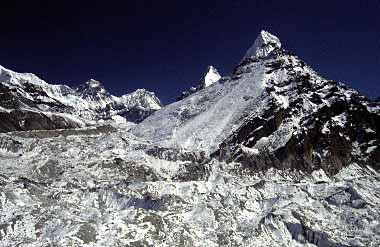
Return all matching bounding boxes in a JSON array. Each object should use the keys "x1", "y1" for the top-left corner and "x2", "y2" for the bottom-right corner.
[
  {"x1": 243, "y1": 30, "x2": 281, "y2": 59},
  {"x1": 321, "y1": 121, "x2": 330, "y2": 134},
  {"x1": 366, "y1": 146, "x2": 377, "y2": 154},
  {"x1": 240, "y1": 145, "x2": 260, "y2": 155},
  {"x1": 332, "y1": 112, "x2": 347, "y2": 127},
  {"x1": 365, "y1": 128, "x2": 376, "y2": 134},
  {"x1": 202, "y1": 66, "x2": 221, "y2": 88},
  {"x1": 272, "y1": 92, "x2": 289, "y2": 109}
]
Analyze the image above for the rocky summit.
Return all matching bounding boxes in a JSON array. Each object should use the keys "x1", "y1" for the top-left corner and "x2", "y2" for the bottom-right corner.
[{"x1": 0, "y1": 31, "x2": 379, "y2": 247}]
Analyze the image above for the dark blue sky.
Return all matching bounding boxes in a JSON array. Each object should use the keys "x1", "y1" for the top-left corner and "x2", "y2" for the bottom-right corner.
[{"x1": 1, "y1": 1, "x2": 379, "y2": 104}]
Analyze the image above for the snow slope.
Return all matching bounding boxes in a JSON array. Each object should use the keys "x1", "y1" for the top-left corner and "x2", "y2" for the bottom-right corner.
[
  {"x1": 132, "y1": 32, "x2": 285, "y2": 151},
  {"x1": 135, "y1": 59, "x2": 273, "y2": 152}
]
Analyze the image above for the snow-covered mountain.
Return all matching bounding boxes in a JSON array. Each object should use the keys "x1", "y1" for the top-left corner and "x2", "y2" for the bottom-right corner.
[
  {"x1": 0, "y1": 65, "x2": 162, "y2": 132},
  {"x1": 177, "y1": 65, "x2": 222, "y2": 100},
  {"x1": 134, "y1": 30, "x2": 379, "y2": 174},
  {"x1": 0, "y1": 30, "x2": 379, "y2": 247}
]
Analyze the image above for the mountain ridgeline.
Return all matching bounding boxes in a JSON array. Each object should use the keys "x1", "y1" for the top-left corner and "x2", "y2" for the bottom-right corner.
[
  {"x1": 0, "y1": 67, "x2": 162, "y2": 132},
  {"x1": 1, "y1": 31, "x2": 379, "y2": 175}
]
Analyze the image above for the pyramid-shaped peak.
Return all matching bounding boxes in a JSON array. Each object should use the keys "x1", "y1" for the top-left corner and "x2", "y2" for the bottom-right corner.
[
  {"x1": 121, "y1": 88, "x2": 163, "y2": 110},
  {"x1": 256, "y1": 30, "x2": 281, "y2": 46},
  {"x1": 243, "y1": 30, "x2": 282, "y2": 60},
  {"x1": 76, "y1": 79, "x2": 108, "y2": 97},
  {"x1": 201, "y1": 65, "x2": 221, "y2": 88}
]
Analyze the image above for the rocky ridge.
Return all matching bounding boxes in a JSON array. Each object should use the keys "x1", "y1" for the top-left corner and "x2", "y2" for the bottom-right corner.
[{"x1": 0, "y1": 66, "x2": 162, "y2": 132}]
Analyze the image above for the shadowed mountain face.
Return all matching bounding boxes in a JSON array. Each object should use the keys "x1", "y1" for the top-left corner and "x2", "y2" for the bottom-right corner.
[
  {"x1": 0, "y1": 31, "x2": 379, "y2": 246},
  {"x1": 217, "y1": 45, "x2": 380, "y2": 175},
  {"x1": 0, "y1": 67, "x2": 162, "y2": 132}
]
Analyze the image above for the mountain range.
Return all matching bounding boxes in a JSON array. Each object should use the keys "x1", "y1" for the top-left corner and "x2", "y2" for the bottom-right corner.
[
  {"x1": 0, "y1": 30, "x2": 379, "y2": 247},
  {"x1": 0, "y1": 66, "x2": 162, "y2": 132}
]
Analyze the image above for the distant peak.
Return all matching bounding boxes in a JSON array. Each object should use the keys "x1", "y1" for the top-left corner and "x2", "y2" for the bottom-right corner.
[
  {"x1": 206, "y1": 65, "x2": 217, "y2": 71},
  {"x1": 85, "y1": 79, "x2": 102, "y2": 88},
  {"x1": 134, "y1": 88, "x2": 149, "y2": 94},
  {"x1": 80, "y1": 79, "x2": 106, "y2": 91},
  {"x1": 205, "y1": 65, "x2": 218, "y2": 75},
  {"x1": 121, "y1": 88, "x2": 162, "y2": 110},
  {"x1": 77, "y1": 79, "x2": 108, "y2": 96},
  {"x1": 176, "y1": 65, "x2": 221, "y2": 101},
  {"x1": 201, "y1": 65, "x2": 221, "y2": 88},
  {"x1": 243, "y1": 30, "x2": 282, "y2": 60}
]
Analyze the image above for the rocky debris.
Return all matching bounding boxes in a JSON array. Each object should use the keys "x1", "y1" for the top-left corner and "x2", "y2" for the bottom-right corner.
[
  {"x1": 145, "y1": 146, "x2": 207, "y2": 163},
  {"x1": 1, "y1": 124, "x2": 380, "y2": 246},
  {"x1": 325, "y1": 186, "x2": 367, "y2": 209},
  {"x1": 144, "y1": 147, "x2": 210, "y2": 181},
  {"x1": 285, "y1": 221, "x2": 351, "y2": 247},
  {"x1": 11, "y1": 124, "x2": 117, "y2": 139},
  {"x1": 0, "y1": 136, "x2": 22, "y2": 153}
]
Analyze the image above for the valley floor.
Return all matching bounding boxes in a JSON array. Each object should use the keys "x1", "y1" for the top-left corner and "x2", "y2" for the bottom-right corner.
[{"x1": 0, "y1": 125, "x2": 379, "y2": 246}]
